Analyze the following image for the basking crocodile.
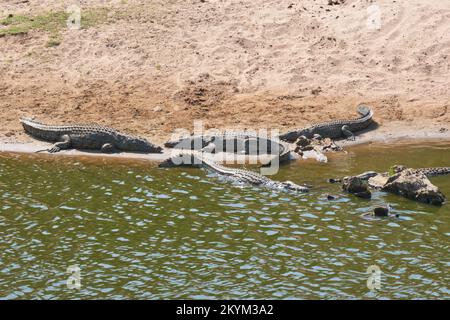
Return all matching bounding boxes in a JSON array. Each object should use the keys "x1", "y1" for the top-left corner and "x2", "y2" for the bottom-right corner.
[
  {"x1": 160, "y1": 151, "x2": 309, "y2": 192},
  {"x1": 279, "y1": 105, "x2": 374, "y2": 142},
  {"x1": 165, "y1": 131, "x2": 292, "y2": 163},
  {"x1": 392, "y1": 165, "x2": 450, "y2": 177},
  {"x1": 20, "y1": 117, "x2": 163, "y2": 153}
]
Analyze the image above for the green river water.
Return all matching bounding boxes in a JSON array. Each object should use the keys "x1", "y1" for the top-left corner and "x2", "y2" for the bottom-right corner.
[{"x1": 0, "y1": 142, "x2": 449, "y2": 299}]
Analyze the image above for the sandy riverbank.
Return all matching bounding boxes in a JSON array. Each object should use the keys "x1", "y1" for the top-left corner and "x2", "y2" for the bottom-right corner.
[
  {"x1": 1, "y1": 0, "x2": 449, "y2": 147},
  {"x1": 1, "y1": 122, "x2": 449, "y2": 163}
]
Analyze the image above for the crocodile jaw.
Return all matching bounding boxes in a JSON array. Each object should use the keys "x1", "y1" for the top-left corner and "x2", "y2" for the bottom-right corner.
[{"x1": 282, "y1": 180, "x2": 309, "y2": 192}]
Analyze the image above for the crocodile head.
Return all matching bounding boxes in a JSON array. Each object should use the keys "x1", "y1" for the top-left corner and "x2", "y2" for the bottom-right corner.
[
  {"x1": 296, "y1": 129, "x2": 315, "y2": 140},
  {"x1": 117, "y1": 135, "x2": 163, "y2": 153},
  {"x1": 391, "y1": 164, "x2": 407, "y2": 174},
  {"x1": 279, "y1": 129, "x2": 313, "y2": 142},
  {"x1": 281, "y1": 180, "x2": 309, "y2": 192}
]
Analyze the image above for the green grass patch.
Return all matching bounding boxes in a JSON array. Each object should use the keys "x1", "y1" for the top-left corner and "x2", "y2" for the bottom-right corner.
[
  {"x1": 0, "y1": 8, "x2": 112, "y2": 38},
  {"x1": 0, "y1": 12, "x2": 68, "y2": 36},
  {"x1": 80, "y1": 8, "x2": 110, "y2": 29},
  {"x1": 388, "y1": 166, "x2": 396, "y2": 177}
]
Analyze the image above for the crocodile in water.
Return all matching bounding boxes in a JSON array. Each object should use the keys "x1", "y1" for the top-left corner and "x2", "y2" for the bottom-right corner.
[
  {"x1": 159, "y1": 151, "x2": 309, "y2": 192},
  {"x1": 392, "y1": 165, "x2": 450, "y2": 177}
]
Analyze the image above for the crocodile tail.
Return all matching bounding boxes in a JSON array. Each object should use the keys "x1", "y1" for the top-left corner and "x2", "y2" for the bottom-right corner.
[
  {"x1": 425, "y1": 167, "x2": 450, "y2": 177},
  {"x1": 19, "y1": 116, "x2": 41, "y2": 125},
  {"x1": 19, "y1": 117, "x2": 41, "y2": 134},
  {"x1": 357, "y1": 104, "x2": 372, "y2": 117}
]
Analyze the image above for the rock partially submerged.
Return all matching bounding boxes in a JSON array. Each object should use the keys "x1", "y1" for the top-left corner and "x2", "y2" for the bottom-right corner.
[
  {"x1": 330, "y1": 168, "x2": 446, "y2": 205},
  {"x1": 326, "y1": 194, "x2": 338, "y2": 200},
  {"x1": 382, "y1": 169, "x2": 446, "y2": 206},
  {"x1": 341, "y1": 176, "x2": 371, "y2": 199},
  {"x1": 360, "y1": 205, "x2": 400, "y2": 220},
  {"x1": 367, "y1": 173, "x2": 389, "y2": 189},
  {"x1": 373, "y1": 205, "x2": 390, "y2": 217}
]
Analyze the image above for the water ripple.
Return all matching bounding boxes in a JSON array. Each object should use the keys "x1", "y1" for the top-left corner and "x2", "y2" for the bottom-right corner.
[{"x1": 0, "y1": 145, "x2": 449, "y2": 299}]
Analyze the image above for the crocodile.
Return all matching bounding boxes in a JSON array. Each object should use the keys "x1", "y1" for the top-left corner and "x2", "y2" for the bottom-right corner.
[
  {"x1": 279, "y1": 105, "x2": 374, "y2": 142},
  {"x1": 20, "y1": 117, "x2": 163, "y2": 153},
  {"x1": 165, "y1": 130, "x2": 292, "y2": 163},
  {"x1": 392, "y1": 165, "x2": 450, "y2": 177},
  {"x1": 159, "y1": 151, "x2": 309, "y2": 192}
]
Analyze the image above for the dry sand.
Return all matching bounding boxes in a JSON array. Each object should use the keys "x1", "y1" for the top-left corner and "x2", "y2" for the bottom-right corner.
[{"x1": 1, "y1": 0, "x2": 449, "y2": 149}]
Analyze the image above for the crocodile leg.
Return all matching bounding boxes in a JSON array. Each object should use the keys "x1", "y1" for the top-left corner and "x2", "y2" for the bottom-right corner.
[
  {"x1": 201, "y1": 142, "x2": 216, "y2": 154},
  {"x1": 243, "y1": 137, "x2": 259, "y2": 155},
  {"x1": 36, "y1": 135, "x2": 71, "y2": 153},
  {"x1": 341, "y1": 125, "x2": 355, "y2": 140}
]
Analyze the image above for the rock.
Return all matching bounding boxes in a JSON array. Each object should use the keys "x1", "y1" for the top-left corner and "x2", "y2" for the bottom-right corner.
[
  {"x1": 353, "y1": 190, "x2": 372, "y2": 199},
  {"x1": 294, "y1": 134, "x2": 343, "y2": 162},
  {"x1": 328, "y1": 178, "x2": 341, "y2": 184},
  {"x1": 342, "y1": 176, "x2": 367, "y2": 193},
  {"x1": 328, "y1": 0, "x2": 345, "y2": 5},
  {"x1": 153, "y1": 106, "x2": 163, "y2": 112},
  {"x1": 361, "y1": 205, "x2": 399, "y2": 220},
  {"x1": 302, "y1": 149, "x2": 328, "y2": 162},
  {"x1": 291, "y1": 150, "x2": 302, "y2": 158},
  {"x1": 311, "y1": 87, "x2": 322, "y2": 95},
  {"x1": 338, "y1": 171, "x2": 386, "y2": 189},
  {"x1": 295, "y1": 135, "x2": 310, "y2": 147},
  {"x1": 368, "y1": 173, "x2": 389, "y2": 189},
  {"x1": 382, "y1": 169, "x2": 446, "y2": 205},
  {"x1": 312, "y1": 137, "x2": 343, "y2": 152},
  {"x1": 373, "y1": 205, "x2": 390, "y2": 217},
  {"x1": 321, "y1": 137, "x2": 332, "y2": 144},
  {"x1": 342, "y1": 176, "x2": 371, "y2": 199},
  {"x1": 299, "y1": 145, "x2": 314, "y2": 151},
  {"x1": 321, "y1": 137, "x2": 340, "y2": 151},
  {"x1": 355, "y1": 171, "x2": 379, "y2": 180}
]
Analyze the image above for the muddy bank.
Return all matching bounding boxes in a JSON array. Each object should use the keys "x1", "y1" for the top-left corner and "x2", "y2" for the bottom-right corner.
[
  {"x1": 2, "y1": 125, "x2": 450, "y2": 162},
  {"x1": 336, "y1": 122, "x2": 450, "y2": 148},
  {"x1": 0, "y1": 140, "x2": 280, "y2": 164}
]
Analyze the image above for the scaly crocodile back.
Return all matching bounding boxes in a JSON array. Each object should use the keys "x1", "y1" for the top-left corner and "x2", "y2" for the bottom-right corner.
[
  {"x1": 168, "y1": 151, "x2": 308, "y2": 192},
  {"x1": 309, "y1": 104, "x2": 373, "y2": 130},
  {"x1": 418, "y1": 167, "x2": 450, "y2": 177},
  {"x1": 20, "y1": 117, "x2": 118, "y2": 141},
  {"x1": 165, "y1": 131, "x2": 290, "y2": 162},
  {"x1": 20, "y1": 117, "x2": 163, "y2": 153},
  {"x1": 279, "y1": 105, "x2": 374, "y2": 141},
  {"x1": 393, "y1": 165, "x2": 450, "y2": 177}
]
